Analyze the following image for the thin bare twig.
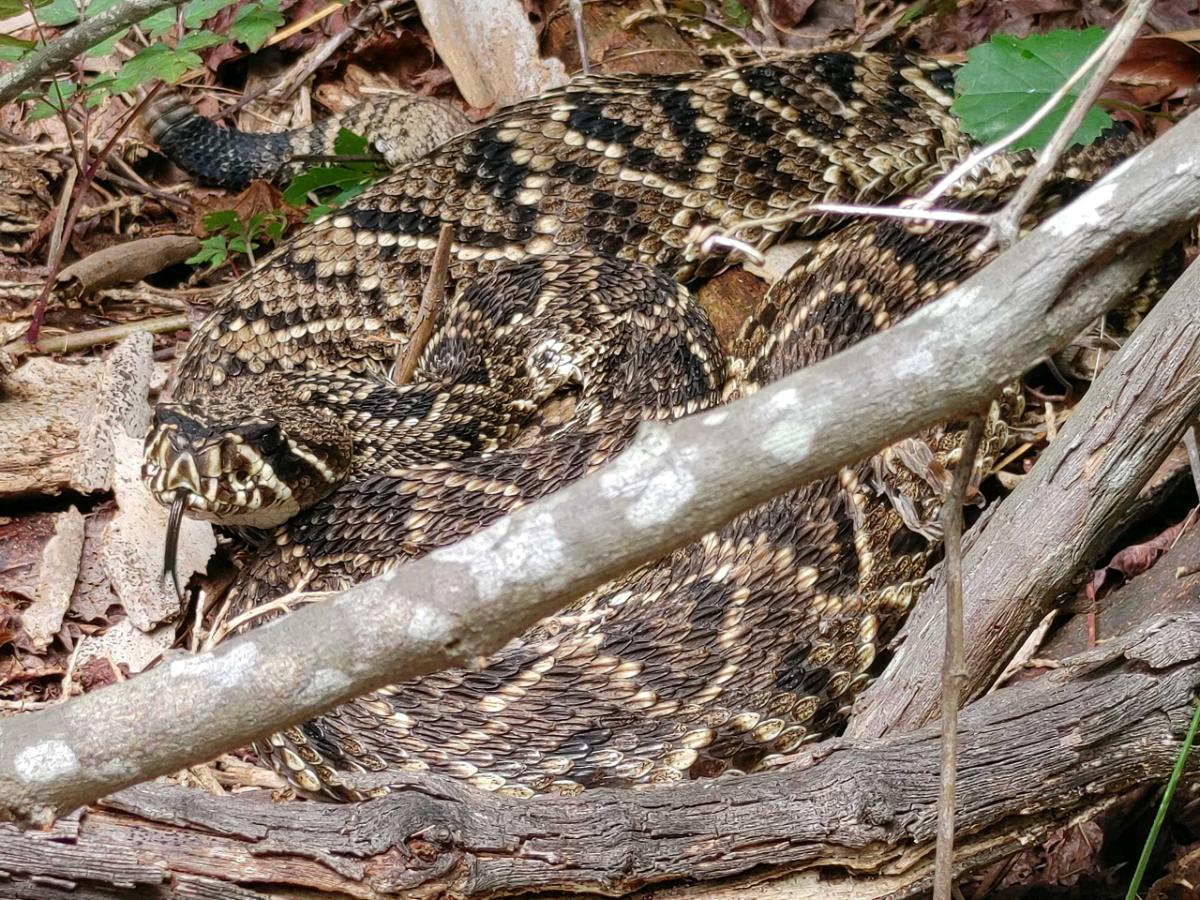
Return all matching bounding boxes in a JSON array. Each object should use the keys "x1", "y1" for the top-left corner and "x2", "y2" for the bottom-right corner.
[
  {"x1": 687, "y1": 202, "x2": 988, "y2": 265},
  {"x1": 391, "y1": 222, "x2": 453, "y2": 384},
  {"x1": 271, "y1": 0, "x2": 401, "y2": 106},
  {"x1": 569, "y1": 0, "x2": 591, "y2": 75},
  {"x1": 933, "y1": 415, "x2": 987, "y2": 900},
  {"x1": 25, "y1": 85, "x2": 163, "y2": 342},
  {"x1": 3, "y1": 314, "x2": 189, "y2": 358}
]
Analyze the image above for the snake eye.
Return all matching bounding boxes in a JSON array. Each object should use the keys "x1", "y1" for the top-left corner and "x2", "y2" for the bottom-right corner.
[{"x1": 258, "y1": 424, "x2": 285, "y2": 455}]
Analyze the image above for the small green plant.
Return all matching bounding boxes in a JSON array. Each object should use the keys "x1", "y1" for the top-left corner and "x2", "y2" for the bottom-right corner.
[
  {"x1": 1124, "y1": 700, "x2": 1200, "y2": 900},
  {"x1": 188, "y1": 207, "x2": 287, "y2": 271},
  {"x1": 952, "y1": 28, "x2": 1112, "y2": 151},
  {"x1": 282, "y1": 128, "x2": 387, "y2": 222},
  {"x1": 4, "y1": 0, "x2": 285, "y2": 114}
]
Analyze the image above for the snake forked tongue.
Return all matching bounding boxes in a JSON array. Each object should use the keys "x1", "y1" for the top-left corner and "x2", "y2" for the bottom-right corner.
[{"x1": 164, "y1": 488, "x2": 188, "y2": 600}]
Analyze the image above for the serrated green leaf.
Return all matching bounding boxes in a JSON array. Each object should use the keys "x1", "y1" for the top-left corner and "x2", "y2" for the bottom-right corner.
[
  {"x1": 182, "y1": 0, "x2": 239, "y2": 28},
  {"x1": 176, "y1": 28, "x2": 223, "y2": 50},
  {"x1": 187, "y1": 234, "x2": 230, "y2": 269},
  {"x1": 229, "y1": 0, "x2": 282, "y2": 51},
  {"x1": 108, "y1": 44, "x2": 201, "y2": 94},
  {"x1": 139, "y1": 6, "x2": 178, "y2": 38},
  {"x1": 952, "y1": 27, "x2": 1112, "y2": 152}
]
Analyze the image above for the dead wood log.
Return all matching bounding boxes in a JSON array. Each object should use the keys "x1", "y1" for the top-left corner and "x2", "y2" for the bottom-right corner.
[{"x1": 0, "y1": 612, "x2": 1196, "y2": 899}]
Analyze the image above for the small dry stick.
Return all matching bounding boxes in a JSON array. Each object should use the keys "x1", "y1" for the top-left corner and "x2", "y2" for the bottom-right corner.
[
  {"x1": 933, "y1": 414, "x2": 987, "y2": 900},
  {"x1": 5, "y1": 314, "x2": 190, "y2": 358},
  {"x1": 391, "y1": 223, "x2": 454, "y2": 385},
  {"x1": 25, "y1": 85, "x2": 164, "y2": 342},
  {"x1": 569, "y1": 0, "x2": 591, "y2": 75}
]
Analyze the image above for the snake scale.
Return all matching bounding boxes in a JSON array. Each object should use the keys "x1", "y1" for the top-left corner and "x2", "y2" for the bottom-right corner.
[{"x1": 143, "y1": 50, "x2": 1128, "y2": 799}]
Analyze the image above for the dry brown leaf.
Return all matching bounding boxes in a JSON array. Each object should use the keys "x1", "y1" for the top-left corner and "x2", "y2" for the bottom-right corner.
[
  {"x1": 1085, "y1": 513, "x2": 1194, "y2": 599},
  {"x1": 768, "y1": 0, "x2": 819, "y2": 28},
  {"x1": 1110, "y1": 35, "x2": 1200, "y2": 107}
]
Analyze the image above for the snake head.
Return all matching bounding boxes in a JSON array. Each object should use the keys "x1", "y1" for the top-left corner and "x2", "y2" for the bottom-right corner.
[{"x1": 142, "y1": 401, "x2": 352, "y2": 530}]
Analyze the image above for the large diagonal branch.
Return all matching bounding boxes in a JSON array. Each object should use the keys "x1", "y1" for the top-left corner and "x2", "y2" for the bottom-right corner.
[{"x1": 2, "y1": 112, "x2": 1200, "y2": 825}]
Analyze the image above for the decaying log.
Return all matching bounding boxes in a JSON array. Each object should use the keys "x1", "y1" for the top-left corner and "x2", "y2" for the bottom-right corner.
[
  {"x1": 0, "y1": 334, "x2": 153, "y2": 498},
  {"x1": 0, "y1": 612, "x2": 1196, "y2": 899}
]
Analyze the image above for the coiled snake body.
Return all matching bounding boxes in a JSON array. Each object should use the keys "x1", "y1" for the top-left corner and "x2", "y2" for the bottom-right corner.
[{"x1": 143, "y1": 51, "x2": 1113, "y2": 798}]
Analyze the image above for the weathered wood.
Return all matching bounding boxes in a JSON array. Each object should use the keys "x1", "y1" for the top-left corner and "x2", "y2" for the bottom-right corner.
[
  {"x1": 0, "y1": 613, "x2": 1195, "y2": 899},
  {"x1": 0, "y1": 334, "x2": 152, "y2": 499},
  {"x1": 416, "y1": 0, "x2": 567, "y2": 108}
]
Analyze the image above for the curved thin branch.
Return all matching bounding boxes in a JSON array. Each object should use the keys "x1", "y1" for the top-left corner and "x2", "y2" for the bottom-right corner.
[{"x1": 1, "y1": 109, "x2": 1200, "y2": 825}]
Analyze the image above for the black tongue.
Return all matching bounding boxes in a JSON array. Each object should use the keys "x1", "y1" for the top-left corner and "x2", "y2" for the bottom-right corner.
[{"x1": 164, "y1": 489, "x2": 188, "y2": 600}]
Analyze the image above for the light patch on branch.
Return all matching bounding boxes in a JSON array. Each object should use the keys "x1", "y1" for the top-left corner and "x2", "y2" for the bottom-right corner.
[
  {"x1": 14, "y1": 742, "x2": 78, "y2": 784},
  {"x1": 168, "y1": 641, "x2": 258, "y2": 689}
]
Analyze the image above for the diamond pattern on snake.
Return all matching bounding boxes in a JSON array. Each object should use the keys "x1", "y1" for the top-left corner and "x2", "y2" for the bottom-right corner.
[{"x1": 142, "y1": 51, "x2": 1134, "y2": 799}]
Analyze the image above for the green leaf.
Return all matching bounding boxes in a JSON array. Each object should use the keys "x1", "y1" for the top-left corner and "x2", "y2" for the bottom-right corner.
[
  {"x1": 27, "y1": 77, "x2": 75, "y2": 120},
  {"x1": 0, "y1": 0, "x2": 49, "y2": 20},
  {"x1": 721, "y1": 0, "x2": 750, "y2": 28},
  {"x1": 36, "y1": 0, "x2": 81, "y2": 26},
  {"x1": 0, "y1": 32, "x2": 35, "y2": 59},
  {"x1": 108, "y1": 43, "x2": 201, "y2": 94},
  {"x1": 139, "y1": 5, "x2": 178, "y2": 38},
  {"x1": 229, "y1": 0, "x2": 282, "y2": 51},
  {"x1": 182, "y1": 0, "x2": 239, "y2": 28},
  {"x1": 332, "y1": 127, "x2": 368, "y2": 155},
  {"x1": 281, "y1": 165, "x2": 369, "y2": 206},
  {"x1": 201, "y1": 209, "x2": 240, "y2": 232},
  {"x1": 187, "y1": 234, "x2": 230, "y2": 269},
  {"x1": 176, "y1": 28, "x2": 223, "y2": 50},
  {"x1": 952, "y1": 27, "x2": 1112, "y2": 152}
]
